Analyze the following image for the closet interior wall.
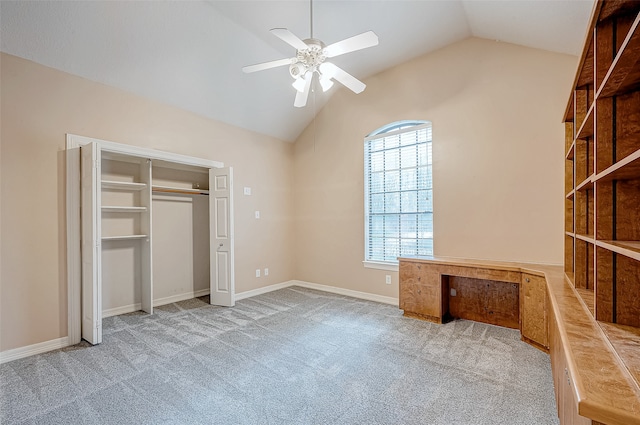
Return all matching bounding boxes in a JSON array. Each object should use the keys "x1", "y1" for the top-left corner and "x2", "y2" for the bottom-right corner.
[{"x1": 99, "y1": 152, "x2": 212, "y2": 316}]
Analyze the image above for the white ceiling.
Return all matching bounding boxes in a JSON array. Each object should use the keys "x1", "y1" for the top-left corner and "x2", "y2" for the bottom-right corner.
[{"x1": 0, "y1": 0, "x2": 593, "y2": 142}]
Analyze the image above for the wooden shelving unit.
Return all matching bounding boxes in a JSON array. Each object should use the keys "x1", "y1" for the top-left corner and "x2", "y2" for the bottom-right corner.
[{"x1": 559, "y1": 2, "x2": 640, "y2": 424}]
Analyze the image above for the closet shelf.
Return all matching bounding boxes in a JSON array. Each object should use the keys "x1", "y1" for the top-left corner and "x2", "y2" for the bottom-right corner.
[
  {"x1": 565, "y1": 231, "x2": 575, "y2": 238},
  {"x1": 566, "y1": 189, "x2": 575, "y2": 200},
  {"x1": 102, "y1": 234, "x2": 149, "y2": 241},
  {"x1": 574, "y1": 103, "x2": 594, "y2": 141},
  {"x1": 152, "y1": 185, "x2": 209, "y2": 195},
  {"x1": 594, "y1": 148, "x2": 640, "y2": 182},
  {"x1": 102, "y1": 206, "x2": 147, "y2": 213},
  {"x1": 102, "y1": 180, "x2": 147, "y2": 191},
  {"x1": 597, "y1": 12, "x2": 640, "y2": 98},
  {"x1": 576, "y1": 175, "x2": 594, "y2": 192},
  {"x1": 596, "y1": 240, "x2": 640, "y2": 262}
]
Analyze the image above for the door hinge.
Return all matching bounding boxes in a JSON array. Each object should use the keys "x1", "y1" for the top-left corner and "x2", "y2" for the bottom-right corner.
[{"x1": 94, "y1": 159, "x2": 100, "y2": 169}]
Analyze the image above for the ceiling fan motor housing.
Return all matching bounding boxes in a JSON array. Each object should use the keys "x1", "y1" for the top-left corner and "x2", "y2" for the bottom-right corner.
[{"x1": 290, "y1": 38, "x2": 326, "y2": 79}]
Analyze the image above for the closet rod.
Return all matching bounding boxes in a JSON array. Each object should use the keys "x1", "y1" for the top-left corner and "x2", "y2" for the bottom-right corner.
[{"x1": 152, "y1": 187, "x2": 209, "y2": 196}]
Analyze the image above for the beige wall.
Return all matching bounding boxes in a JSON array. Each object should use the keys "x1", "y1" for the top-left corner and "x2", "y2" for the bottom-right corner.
[
  {"x1": 0, "y1": 53, "x2": 295, "y2": 352},
  {"x1": 293, "y1": 38, "x2": 577, "y2": 299},
  {"x1": 0, "y1": 37, "x2": 577, "y2": 353}
]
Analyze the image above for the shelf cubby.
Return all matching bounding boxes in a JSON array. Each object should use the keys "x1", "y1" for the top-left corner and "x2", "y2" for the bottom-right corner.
[
  {"x1": 575, "y1": 239, "x2": 595, "y2": 291},
  {"x1": 614, "y1": 178, "x2": 640, "y2": 241},
  {"x1": 595, "y1": 147, "x2": 640, "y2": 181},
  {"x1": 575, "y1": 287, "x2": 595, "y2": 315},
  {"x1": 574, "y1": 189, "x2": 594, "y2": 237},
  {"x1": 564, "y1": 234, "x2": 574, "y2": 278},
  {"x1": 598, "y1": 12, "x2": 640, "y2": 98},
  {"x1": 565, "y1": 197, "x2": 574, "y2": 234}
]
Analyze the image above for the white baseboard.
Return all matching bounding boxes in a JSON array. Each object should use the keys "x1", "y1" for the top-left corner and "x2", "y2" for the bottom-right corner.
[
  {"x1": 290, "y1": 280, "x2": 399, "y2": 306},
  {"x1": 2, "y1": 281, "x2": 396, "y2": 363},
  {"x1": 235, "y1": 281, "x2": 296, "y2": 301},
  {"x1": 102, "y1": 288, "x2": 211, "y2": 317},
  {"x1": 103, "y1": 303, "x2": 141, "y2": 318},
  {"x1": 154, "y1": 288, "x2": 211, "y2": 307},
  {"x1": 0, "y1": 336, "x2": 70, "y2": 364}
]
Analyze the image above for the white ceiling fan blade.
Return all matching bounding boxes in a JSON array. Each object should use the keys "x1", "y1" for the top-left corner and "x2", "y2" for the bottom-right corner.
[
  {"x1": 242, "y1": 58, "x2": 292, "y2": 74},
  {"x1": 270, "y1": 28, "x2": 308, "y2": 51},
  {"x1": 324, "y1": 31, "x2": 379, "y2": 58},
  {"x1": 319, "y1": 63, "x2": 366, "y2": 94},
  {"x1": 294, "y1": 73, "x2": 313, "y2": 108}
]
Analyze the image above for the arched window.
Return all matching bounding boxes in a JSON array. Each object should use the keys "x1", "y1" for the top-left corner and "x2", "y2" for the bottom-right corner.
[{"x1": 364, "y1": 120, "x2": 433, "y2": 263}]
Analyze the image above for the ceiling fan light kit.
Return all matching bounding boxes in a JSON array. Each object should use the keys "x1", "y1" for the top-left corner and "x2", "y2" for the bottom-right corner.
[{"x1": 242, "y1": 1, "x2": 378, "y2": 108}]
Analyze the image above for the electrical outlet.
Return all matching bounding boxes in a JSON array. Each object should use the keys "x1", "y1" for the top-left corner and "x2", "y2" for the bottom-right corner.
[
  {"x1": 255, "y1": 211, "x2": 260, "y2": 219},
  {"x1": 244, "y1": 187, "x2": 252, "y2": 195},
  {"x1": 385, "y1": 275, "x2": 391, "y2": 285},
  {"x1": 255, "y1": 269, "x2": 261, "y2": 278},
  {"x1": 264, "y1": 268, "x2": 269, "y2": 276}
]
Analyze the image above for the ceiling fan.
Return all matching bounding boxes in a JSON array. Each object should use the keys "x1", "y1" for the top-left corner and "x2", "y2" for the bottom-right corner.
[{"x1": 242, "y1": 0, "x2": 379, "y2": 108}]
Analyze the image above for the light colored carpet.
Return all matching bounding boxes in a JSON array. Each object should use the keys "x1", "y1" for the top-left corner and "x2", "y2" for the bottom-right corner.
[{"x1": 1, "y1": 286, "x2": 559, "y2": 424}]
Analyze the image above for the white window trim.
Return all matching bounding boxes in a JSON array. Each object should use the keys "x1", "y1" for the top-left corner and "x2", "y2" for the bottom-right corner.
[
  {"x1": 363, "y1": 121, "x2": 433, "y2": 265},
  {"x1": 363, "y1": 260, "x2": 399, "y2": 272}
]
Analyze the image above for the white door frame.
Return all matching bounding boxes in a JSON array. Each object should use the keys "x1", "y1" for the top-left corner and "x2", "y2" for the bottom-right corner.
[{"x1": 65, "y1": 134, "x2": 227, "y2": 345}]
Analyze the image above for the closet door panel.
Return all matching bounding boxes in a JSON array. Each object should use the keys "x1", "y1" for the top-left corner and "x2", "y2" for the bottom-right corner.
[
  {"x1": 81, "y1": 142, "x2": 102, "y2": 345},
  {"x1": 209, "y1": 167, "x2": 235, "y2": 307},
  {"x1": 140, "y1": 160, "x2": 152, "y2": 314}
]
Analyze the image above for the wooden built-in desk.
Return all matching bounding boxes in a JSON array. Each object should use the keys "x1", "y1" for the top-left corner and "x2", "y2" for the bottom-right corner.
[{"x1": 399, "y1": 257, "x2": 640, "y2": 425}]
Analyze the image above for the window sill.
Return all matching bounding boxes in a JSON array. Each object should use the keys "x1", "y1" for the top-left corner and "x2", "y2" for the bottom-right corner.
[{"x1": 363, "y1": 260, "x2": 399, "y2": 272}]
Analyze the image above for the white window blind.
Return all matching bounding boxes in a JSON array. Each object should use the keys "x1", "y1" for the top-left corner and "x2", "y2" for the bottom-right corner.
[{"x1": 364, "y1": 122, "x2": 433, "y2": 263}]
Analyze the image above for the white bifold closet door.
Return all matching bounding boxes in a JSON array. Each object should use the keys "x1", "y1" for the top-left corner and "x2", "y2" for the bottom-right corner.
[
  {"x1": 209, "y1": 167, "x2": 235, "y2": 307},
  {"x1": 81, "y1": 142, "x2": 102, "y2": 345},
  {"x1": 80, "y1": 140, "x2": 235, "y2": 345}
]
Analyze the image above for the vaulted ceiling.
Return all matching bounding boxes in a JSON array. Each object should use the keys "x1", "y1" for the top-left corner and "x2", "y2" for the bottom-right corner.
[{"x1": 0, "y1": 1, "x2": 594, "y2": 142}]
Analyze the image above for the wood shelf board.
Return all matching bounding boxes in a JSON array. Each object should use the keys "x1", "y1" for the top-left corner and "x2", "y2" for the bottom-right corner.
[
  {"x1": 598, "y1": 12, "x2": 640, "y2": 98},
  {"x1": 595, "y1": 148, "x2": 640, "y2": 182},
  {"x1": 566, "y1": 231, "x2": 576, "y2": 238},
  {"x1": 598, "y1": 321, "x2": 640, "y2": 391},
  {"x1": 547, "y1": 266, "x2": 640, "y2": 425},
  {"x1": 101, "y1": 180, "x2": 147, "y2": 190},
  {"x1": 575, "y1": 287, "x2": 595, "y2": 315},
  {"x1": 102, "y1": 234, "x2": 148, "y2": 241},
  {"x1": 565, "y1": 272, "x2": 575, "y2": 287},
  {"x1": 597, "y1": 240, "x2": 640, "y2": 261},
  {"x1": 566, "y1": 189, "x2": 575, "y2": 200},
  {"x1": 101, "y1": 206, "x2": 147, "y2": 213},
  {"x1": 575, "y1": 103, "x2": 595, "y2": 140},
  {"x1": 152, "y1": 185, "x2": 209, "y2": 195},
  {"x1": 576, "y1": 175, "x2": 595, "y2": 192},
  {"x1": 566, "y1": 141, "x2": 576, "y2": 160},
  {"x1": 576, "y1": 233, "x2": 595, "y2": 243}
]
